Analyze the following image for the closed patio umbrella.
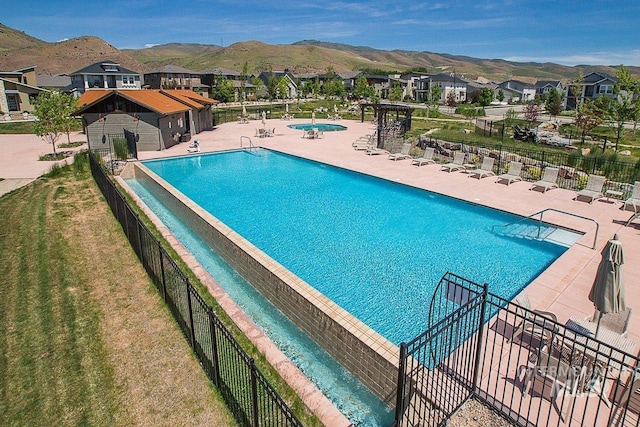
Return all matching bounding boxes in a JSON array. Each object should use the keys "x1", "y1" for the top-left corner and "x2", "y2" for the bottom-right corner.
[
  {"x1": 261, "y1": 110, "x2": 266, "y2": 128},
  {"x1": 311, "y1": 111, "x2": 316, "y2": 127},
  {"x1": 242, "y1": 103, "x2": 246, "y2": 117},
  {"x1": 588, "y1": 234, "x2": 625, "y2": 337}
]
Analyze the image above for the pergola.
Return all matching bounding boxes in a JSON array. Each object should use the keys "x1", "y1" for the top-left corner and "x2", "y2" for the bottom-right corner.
[{"x1": 359, "y1": 102, "x2": 415, "y2": 148}]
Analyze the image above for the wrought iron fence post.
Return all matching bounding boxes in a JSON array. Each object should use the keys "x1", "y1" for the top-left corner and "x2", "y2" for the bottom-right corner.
[
  {"x1": 137, "y1": 215, "x2": 145, "y2": 266},
  {"x1": 541, "y1": 150, "x2": 546, "y2": 167},
  {"x1": 472, "y1": 283, "x2": 489, "y2": 392},
  {"x1": 394, "y1": 342, "x2": 409, "y2": 425},
  {"x1": 185, "y1": 280, "x2": 196, "y2": 349},
  {"x1": 250, "y1": 358, "x2": 259, "y2": 427},
  {"x1": 208, "y1": 312, "x2": 221, "y2": 388},
  {"x1": 158, "y1": 241, "x2": 167, "y2": 302}
]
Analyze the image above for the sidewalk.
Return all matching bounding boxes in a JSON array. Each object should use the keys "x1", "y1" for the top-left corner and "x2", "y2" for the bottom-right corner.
[{"x1": 0, "y1": 132, "x2": 87, "y2": 197}]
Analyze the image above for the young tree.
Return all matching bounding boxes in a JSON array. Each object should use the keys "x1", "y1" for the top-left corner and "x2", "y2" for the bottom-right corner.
[
  {"x1": 496, "y1": 89, "x2": 505, "y2": 103},
  {"x1": 61, "y1": 94, "x2": 79, "y2": 144},
  {"x1": 276, "y1": 77, "x2": 289, "y2": 100},
  {"x1": 545, "y1": 88, "x2": 564, "y2": 118},
  {"x1": 574, "y1": 99, "x2": 604, "y2": 143},
  {"x1": 211, "y1": 74, "x2": 235, "y2": 102},
  {"x1": 32, "y1": 91, "x2": 72, "y2": 155},
  {"x1": 389, "y1": 81, "x2": 403, "y2": 102},
  {"x1": 478, "y1": 88, "x2": 494, "y2": 107},
  {"x1": 446, "y1": 92, "x2": 457, "y2": 111},
  {"x1": 608, "y1": 65, "x2": 639, "y2": 148},
  {"x1": 523, "y1": 102, "x2": 542, "y2": 126},
  {"x1": 240, "y1": 61, "x2": 248, "y2": 101}
]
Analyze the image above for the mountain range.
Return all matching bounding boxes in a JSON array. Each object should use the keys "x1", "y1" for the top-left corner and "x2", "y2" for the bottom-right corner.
[{"x1": 0, "y1": 23, "x2": 637, "y2": 83}]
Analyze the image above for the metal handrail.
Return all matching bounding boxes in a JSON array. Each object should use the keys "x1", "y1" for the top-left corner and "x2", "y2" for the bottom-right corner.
[
  {"x1": 494, "y1": 208, "x2": 599, "y2": 249},
  {"x1": 240, "y1": 135, "x2": 254, "y2": 149}
]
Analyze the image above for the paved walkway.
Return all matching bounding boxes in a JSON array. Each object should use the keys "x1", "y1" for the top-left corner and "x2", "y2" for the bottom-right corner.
[{"x1": 0, "y1": 132, "x2": 88, "y2": 197}]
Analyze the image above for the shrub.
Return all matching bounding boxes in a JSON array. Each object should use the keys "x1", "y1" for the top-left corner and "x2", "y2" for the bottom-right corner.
[{"x1": 112, "y1": 137, "x2": 129, "y2": 160}]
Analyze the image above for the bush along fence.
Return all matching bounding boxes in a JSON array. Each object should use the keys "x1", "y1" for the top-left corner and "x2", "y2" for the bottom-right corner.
[
  {"x1": 417, "y1": 134, "x2": 640, "y2": 197},
  {"x1": 88, "y1": 151, "x2": 303, "y2": 427}
]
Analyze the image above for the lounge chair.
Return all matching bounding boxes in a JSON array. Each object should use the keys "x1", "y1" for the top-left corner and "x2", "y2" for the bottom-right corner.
[
  {"x1": 495, "y1": 161, "x2": 523, "y2": 185},
  {"x1": 366, "y1": 144, "x2": 390, "y2": 156},
  {"x1": 530, "y1": 167, "x2": 559, "y2": 193},
  {"x1": 469, "y1": 157, "x2": 495, "y2": 179},
  {"x1": 440, "y1": 152, "x2": 466, "y2": 172},
  {"x1": 411, "y1": 147, "x2": 435, "y2": 166},
  {"x1": 623, "y1": 181, "x2": 640, "y2": 212},
  {"x1": 574, "y1": 174, "x2": 605, "y2": 203},
  {"x1": 388, "y1": 143, "x2": 413, "y2": 161},
  {"x1": 352, "y1": 135, "x2": 374, "y2": 150}
]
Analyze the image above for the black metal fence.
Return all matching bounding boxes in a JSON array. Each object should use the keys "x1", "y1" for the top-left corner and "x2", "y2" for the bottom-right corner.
[
  {"x1": 395, "y1": 272, "x2": 640, "y2": 427},
  {"x1": 88, "y1": 151, "x2": 303, "y2": 427}
]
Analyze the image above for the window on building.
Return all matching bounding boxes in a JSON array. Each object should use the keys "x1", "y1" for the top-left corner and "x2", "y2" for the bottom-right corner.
[
  {"x1": 122, "y1": 75, "x2": 135, "y2": 85},
  {"x1": 599, "y1": 85, "x2": 613, "y2": 94}
]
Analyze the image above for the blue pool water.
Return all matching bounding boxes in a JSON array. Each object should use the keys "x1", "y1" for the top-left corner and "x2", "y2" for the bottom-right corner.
[
  {"x1": 140, "y1": 149, "x2": 574, "y2": 344},
  {"x1": 125, "y1": 179, "x2": 394, "y2": 426},
  {"x1": 288, "y1": 123, "x2": 347, "y2": 131}
]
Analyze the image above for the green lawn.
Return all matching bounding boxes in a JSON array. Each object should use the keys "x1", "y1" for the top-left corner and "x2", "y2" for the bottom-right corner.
[{"x1": 0, "y1": 156, "x2": 234, "y2": 426}]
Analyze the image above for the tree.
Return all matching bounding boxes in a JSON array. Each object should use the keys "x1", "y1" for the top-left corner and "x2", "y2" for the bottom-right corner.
[
  {"x1": 353, "y1": 74, "x2": 373, "y2": 99},
  {"x1": 446, "y1": 92, "x2": 457, "y2": 111},
  {"x1": 523, "y1": 102, "x2": 542, "y2": 126},
  {"x1": 33, "y1": 91, "x2": 74, "y2": 155},
  {"x1": 240, "y1": 61, "x2": 248, "y2": 101},
  {"x1": 389, "y1": 81, "x2": 403, "y2": 102},
  {"x1": 545, "y1": 88, "x2": 564, "y2": 118},
  {"x1": 574, "y1": 99, "x2": 604, "y2": 143},
  {"x1": 478, "y1": 88, "x2": 494, "y2": 107},
  {"x1": 276, "y1": 77, "x2": 289, "y2": 100},
  {"x1": 426, "y1": 85, "x2": 441, "y2": 118},
  {"x1": 496, "y1": 89, "x2": 505, "y2": 103},
  {"x1": 211, "y1": 74, "x2": 235, "y2": 102},
  {"x1": 608, "y1": 65, "x2": 639, "y2": 148},
  {"x1": 61, "y1": 94, "x2": 78, "y2": 144}
]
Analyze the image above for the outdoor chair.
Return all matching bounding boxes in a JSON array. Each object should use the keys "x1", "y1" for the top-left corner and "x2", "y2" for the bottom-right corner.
[
  {"x1": 352, "y1": 135, "x2": 374, "y2": 150},
  {"x1": 574, "y1": 174, "x2": 606, "y2": 203},
  {"x1": 495, "y1": 161, "x2": 523, "y2": 185},
  {"x1": 411, "y1": 147, "x2": 436, "y2": 166},
  {"x1": 388, "y1": 143, "x2": 413, "y2": 161},
  {"x1": 440, "y1": 152, "x2": 466, "y2": 172},
  {"x1": 530, "y1": 167, "x2": 559, "y2": 193},
  {"x1": 522, "y1": 344, "x2": 587, "y2": 422},
  {"x1": 509, "y1": 292, "x2": 558, "y2": 345},
  {"x1": 623, "y1": 181, "x2": 640, "y2": 212},
  {"x1": 469, "y1": 157, "x2": 495, "y2": 179}
]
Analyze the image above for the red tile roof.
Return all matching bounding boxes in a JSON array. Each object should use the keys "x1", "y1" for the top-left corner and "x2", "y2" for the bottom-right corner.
[{"x1": 75, "y1": 89, "x2": 190, "y2": 115}]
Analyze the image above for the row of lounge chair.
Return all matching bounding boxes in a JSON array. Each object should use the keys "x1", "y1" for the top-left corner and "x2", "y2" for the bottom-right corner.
[{"x1": 351, "y1": 138, "x2": 640, "y2": 210}]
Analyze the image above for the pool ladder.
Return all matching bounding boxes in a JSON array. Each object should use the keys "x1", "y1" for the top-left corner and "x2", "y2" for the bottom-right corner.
[
  {"x1": 493, "y1": 208, "x2": 599, "y2": 249},
  {"x1": 240, "y1": 136, "x2": 260, "y2": 156}
]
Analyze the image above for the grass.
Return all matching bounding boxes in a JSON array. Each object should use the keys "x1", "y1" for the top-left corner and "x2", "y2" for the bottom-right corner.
[{"x1": 0, "y1": 155, "x2": 235, "y2": 426}]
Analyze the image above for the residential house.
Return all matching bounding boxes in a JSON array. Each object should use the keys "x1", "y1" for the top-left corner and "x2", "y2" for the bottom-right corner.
[
  {"x1": 364, "y1": 74, "x2": 391, "y2": 98},
  {"x1": 70, "y1": 61, "x2": 142, "y2": 95},
  {"x1": 200, "y1": 67, "x2": 255, "y2": 100},
  {"x1": 74, "y1": 89, "x2": 216, "y2": 153},
  {"x1": 399, "y1": 72, "x2": 430, "y2": 101},
  {"x1": 144, "y1": 65, "x2": 208, "y2": 96},
  {"x1": 565, "y1": 72, "x2": 618, "y2": 109},
  {"x1": 0, "y1": 66, "x2": 48, "y2": 118},
  {"x1": 338, "y1": 71, "x2": 361, "y2": 94},
  {"x1": 420, "y1": 73, "x2": 468, "y2": 103},
  {"x1": 496, "y1": 80, "x2": 536, "y2": 103},
  {"x1": 535, "y1": 80, "x2": 564, "y2": 97},
  {"x1": 37, "y1": 74, "x2": 72, "y2": 92},
  {"x1": 257, "y1": 70, "x2": 298, "y2": 99}
]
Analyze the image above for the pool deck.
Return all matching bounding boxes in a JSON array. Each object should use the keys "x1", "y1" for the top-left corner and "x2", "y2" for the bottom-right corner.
[
  {"x1": 138, "y1": 118, "x2": 640, "y2": 347},
  {"x1": 138, "y1": 118, "x2": 640, "y2": 425}
]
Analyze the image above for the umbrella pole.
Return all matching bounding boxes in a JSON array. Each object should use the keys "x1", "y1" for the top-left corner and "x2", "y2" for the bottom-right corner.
[{"x1": 594, "y1": 311, "x2": 602, "y2": 338}]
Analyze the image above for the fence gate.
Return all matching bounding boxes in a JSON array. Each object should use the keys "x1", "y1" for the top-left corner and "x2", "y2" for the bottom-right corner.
[{"x1": 395, "y1": 273, "x2": 487, "y2": 427}]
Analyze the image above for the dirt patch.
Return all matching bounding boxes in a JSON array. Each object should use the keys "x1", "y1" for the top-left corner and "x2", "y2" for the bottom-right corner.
[{"x1": 448, "y1": 398, "x2": 514, "y2": 427}]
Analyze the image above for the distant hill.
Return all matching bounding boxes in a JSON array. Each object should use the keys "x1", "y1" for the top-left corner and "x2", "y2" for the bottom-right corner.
[{"x1": 0, "y1": 24, "x2": 637, "y2": 83}]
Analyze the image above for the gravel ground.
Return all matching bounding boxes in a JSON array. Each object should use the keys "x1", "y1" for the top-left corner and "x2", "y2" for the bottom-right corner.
[{"x1": 448, "y1": 399, "x2": 514, "y2": 427}]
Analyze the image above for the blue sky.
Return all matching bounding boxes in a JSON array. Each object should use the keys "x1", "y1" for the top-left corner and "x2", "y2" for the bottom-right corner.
[{"x1": 3, "y1": 0, "x2": 639, "y2": 66}]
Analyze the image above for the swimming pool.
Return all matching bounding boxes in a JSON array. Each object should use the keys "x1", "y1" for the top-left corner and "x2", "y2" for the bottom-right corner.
[
  {"x1": 138, "y1": 149, "x2": 576, "y2": 344},
  {"x1": 126, "y1": 148, "x2": 581, "y2": 416},
  {"x1": 288, "y1": 123, "x2": 347, "y2": 131}
]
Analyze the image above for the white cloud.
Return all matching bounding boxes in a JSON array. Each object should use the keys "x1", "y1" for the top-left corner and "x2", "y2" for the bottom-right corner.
[{"x1": 505, "y1": 50, "x2": 640, "y2": 67}]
